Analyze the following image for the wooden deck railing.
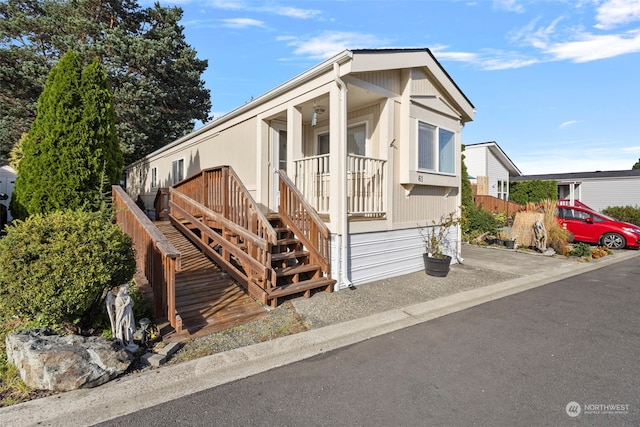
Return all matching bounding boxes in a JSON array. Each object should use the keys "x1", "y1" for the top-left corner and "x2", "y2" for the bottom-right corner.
[
  {"x1": 294, "y1": 154, "x2": 331, "y2": 214},
  {"x1": 112, "y1": 185, "x2": 182, "y2": 332},
  {"x1": 173, "y1": 166, "x2": 277, "y2": 245},
  {"x1": 293, "y1": 154, "x2": 386, "y2": 216},
  {"x1": 153, "y1": 187, "x2": 170, "y2": 220},
  {"x1": 347, "y1": 155, "x2": 386, "y2": 216},
  {"x1": 169, "y1": 190, "x2": 273, "y2": 302},
  {"x1": 278, "y1": 170, "x2": 331, "y2": 275}
]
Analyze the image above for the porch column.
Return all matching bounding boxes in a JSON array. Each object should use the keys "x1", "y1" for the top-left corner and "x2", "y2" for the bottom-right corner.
[
  {"x1": 287, "y1": 105, "x2": 303, "y2": 180},
  {"x1": 330, "y1": 62, "x2": 350, "y2": 288}
]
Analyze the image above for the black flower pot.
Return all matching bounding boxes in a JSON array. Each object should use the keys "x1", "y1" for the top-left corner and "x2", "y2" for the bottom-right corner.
[
  {"x1": 423, "y1": 254, "x2": 452, "y2": 277},
  {"x1": 505, "y1": 239, "x2": 515, "y2": 249}
]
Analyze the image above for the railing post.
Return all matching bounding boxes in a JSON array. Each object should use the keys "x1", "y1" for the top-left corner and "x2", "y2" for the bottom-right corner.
[{"x1": 222, "y1": 167, "x2": 229, "y2": 219}]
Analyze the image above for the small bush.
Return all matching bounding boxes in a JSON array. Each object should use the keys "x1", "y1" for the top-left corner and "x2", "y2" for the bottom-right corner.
[
  {"x1": 0, "y1": 210, "x2": 136, "y2": 329},
  {"x1": 570, "y1": 242, "x2": 593, "y2": 258},
  {"x1": 602, "y1": 205, "x2": 640, "y2": 226},
  {"x1": 467, "y1": 208, "x2": 498, "y2": 235}
]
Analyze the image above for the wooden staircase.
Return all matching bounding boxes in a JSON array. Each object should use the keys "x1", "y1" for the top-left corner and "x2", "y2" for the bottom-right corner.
[{"x1": 264, "y1": 215, "x2": 335, "y2": 307}]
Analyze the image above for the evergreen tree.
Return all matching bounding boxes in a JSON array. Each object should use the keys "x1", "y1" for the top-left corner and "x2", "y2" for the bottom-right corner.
[
  {"x1": 0, "y1": 0, "x2": 210, "y2": 164},
  {"x1": 633, "y1": 158, "x2": 640, "y2": 170},
  {"x1": 11, "y1": 51, "x2": 122, "y2": 219}
]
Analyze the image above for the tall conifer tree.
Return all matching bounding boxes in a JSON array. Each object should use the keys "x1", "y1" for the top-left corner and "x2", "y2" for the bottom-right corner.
[{"x1": 11, "y1": 50, "x2": 122, "y2": 219}]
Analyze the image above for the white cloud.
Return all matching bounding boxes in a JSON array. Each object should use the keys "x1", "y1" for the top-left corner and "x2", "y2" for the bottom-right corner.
[
  {"x1": 220, "y1": 18, "x2": 266, "y2": 28},
  {"x1": 432, "y1": 46, "x2": 538, "y2": 70},
  {"x1": 544, "y1": 30, "x2": 640, "y2": 62},
  {"x1": 283, "y1": 32, "x2": 391, "y2": 59},
  {"x1": 559, "y1": 120, "x2": 581, "y2": 129},
  {"x1": 210, "y1": 0, "x2": 320, "y2": 19},
  {"x1": 493, "y1": 0, "x2": 525, "y2": 13},
  {"x1": 595, "y1": 0, "x2": 640, "y2": 30},
  {"x1": 621, "y1": 145, "x2": 640, "y2": 153}
]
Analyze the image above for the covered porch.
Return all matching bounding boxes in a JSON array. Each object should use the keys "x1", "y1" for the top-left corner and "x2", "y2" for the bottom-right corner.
[{"x1": 258, "y1": 63, "x2": 393, "y2": 223}]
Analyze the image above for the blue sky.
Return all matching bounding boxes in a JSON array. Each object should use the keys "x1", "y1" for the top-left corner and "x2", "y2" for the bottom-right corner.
[{"x1": 151, "y1": 0, "x2": 640, "y2": 175}]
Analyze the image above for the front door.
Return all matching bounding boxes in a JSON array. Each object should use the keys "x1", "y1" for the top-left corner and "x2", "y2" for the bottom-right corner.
[{"x1": 270, "y1": 121, "x2": 287, "y2": 210}]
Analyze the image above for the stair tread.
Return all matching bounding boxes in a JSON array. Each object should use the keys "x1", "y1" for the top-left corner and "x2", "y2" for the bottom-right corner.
[
  {"x1": 268, "y1": 277, "x2": 335, "y2": 297},
  {"x1": 275, "y1": 263, "x2": 321, "y2": 276},
  {"x1": 271, "y1": 249, "x2": 309, "y2": 261},
  {"x1": 276, "y1": 238, "x2": 300, "y2": 247}
]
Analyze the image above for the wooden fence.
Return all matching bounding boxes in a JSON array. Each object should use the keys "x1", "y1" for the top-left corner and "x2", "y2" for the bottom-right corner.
[
  {"x1": 112, "y1": 185, "x2": 182, "y2": 331},
  {"x1": 474, "y1": 195, "x2": 525, "y2": 215}
]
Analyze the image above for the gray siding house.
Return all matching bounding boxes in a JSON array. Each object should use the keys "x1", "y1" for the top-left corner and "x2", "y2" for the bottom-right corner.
[{"x1": 512, "y1": 169, "x2": 640, "y2": 212}]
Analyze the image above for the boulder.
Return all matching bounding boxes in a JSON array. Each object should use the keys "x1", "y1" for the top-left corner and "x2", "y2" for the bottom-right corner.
[{"x1": 5, "y1": 328, "x2": 133, "y2": 391}]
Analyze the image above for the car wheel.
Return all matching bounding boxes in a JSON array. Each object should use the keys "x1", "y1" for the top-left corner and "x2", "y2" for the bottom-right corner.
[{"x1": 601, "y1": 233, "x2": 625, "y2": 249}]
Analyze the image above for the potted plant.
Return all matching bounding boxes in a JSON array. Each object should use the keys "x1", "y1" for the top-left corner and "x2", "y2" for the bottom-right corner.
[
  {"x1": 497, "y1": 229, "x2": 516, "y2": 249},
  {"x1": 419, "y1": 212, "x2": 459, "y2": 277}
]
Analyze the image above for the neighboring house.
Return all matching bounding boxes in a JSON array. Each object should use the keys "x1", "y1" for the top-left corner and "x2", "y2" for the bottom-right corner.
[
  {"x1": 464, "y1": 141, "x2": 521, "y2": 200},
  {"x1": 126, "y1": 48, "x2": 475, "y2": 290},
  {"x1": 512, "y1": 169, "x2": 640, "y2": 212},
  {"x1": 0, "y1": 164, "x2": 16, "y2": 223}
]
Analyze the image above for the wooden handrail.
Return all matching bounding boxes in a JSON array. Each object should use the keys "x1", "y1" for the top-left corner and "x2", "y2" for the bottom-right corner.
[
  {"x1": 112, "y1": 186, "x2": 182, "y2": 331},
  {"x1": 278, "y1": 170, "x2": 331, "y2": 275},
  {"x1": 170, "y1": 189, "x2": 271, "y2": 250},
  {"x1": 168, "y1": 189, "x2": 272, "y2": 302},
  {"x1": 173, "y1": 165, "x2": 277, "y2": 245},
  {"x1": 153, "y1": 188, "x2": 170, "y2": 220}
]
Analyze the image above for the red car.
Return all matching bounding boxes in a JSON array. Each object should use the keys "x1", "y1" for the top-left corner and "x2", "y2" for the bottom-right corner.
[{"x1": 557, "y1": 205, "x2": 640, "y2": 249}]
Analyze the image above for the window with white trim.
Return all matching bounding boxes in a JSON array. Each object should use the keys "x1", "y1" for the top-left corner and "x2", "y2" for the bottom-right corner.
[
  {"x1": 497, "y1": 180, "x2": 508, "y2": 200},
  {"x1": 418, "y1": 121, "x2": 455, "y2": 174},
  {"x1": 171, "y1": 159, "x2": 184, "y2": 184},
  {"x1": 316, "y1": 123, "x2": 368, "y2": 156},
  {"x1": 151, "y1": 167, "x2": 158, "y2": 189}
]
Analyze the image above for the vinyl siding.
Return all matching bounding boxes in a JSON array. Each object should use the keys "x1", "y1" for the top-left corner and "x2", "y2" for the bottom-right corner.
[
  {"x1": 579, "y1": 177, "x2": 640, "y2": 212},
  {"x1": 463, "y1": 147, "x2": 487, "y2": 179},
  {"x1": 331, "y1": 227, "x2": 460, "y2": 288},
  {"x1": 486, "y1": 151, "x2": 509, "y2": 199},
  {"x1": 129, "y1": 117, "x2": 258, "y2": 208},
  {"x1": 351, "y1": 70, "x2": 402, "y2": 95}
]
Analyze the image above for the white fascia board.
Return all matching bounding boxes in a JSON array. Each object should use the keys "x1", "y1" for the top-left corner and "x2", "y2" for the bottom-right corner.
[
  {"x1": 131, "y1": 50, "x2": 353, "y2": 165},
  {"x1": 486, "y1": 143, "x2": 522, "y2": 176},
  {"x1": 350, "y1": 50, "x2": 475, "y2": 123}
]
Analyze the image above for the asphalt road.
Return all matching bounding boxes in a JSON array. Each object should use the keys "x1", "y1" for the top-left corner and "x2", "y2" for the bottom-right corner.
[{"x1": 98, "y1": 257, "x2": 640, "y2": 426}]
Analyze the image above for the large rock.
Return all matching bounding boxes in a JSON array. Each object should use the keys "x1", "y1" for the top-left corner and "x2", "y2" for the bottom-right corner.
[{"x1": 5, "y1": 328, "x2": 133, "y2": 391}]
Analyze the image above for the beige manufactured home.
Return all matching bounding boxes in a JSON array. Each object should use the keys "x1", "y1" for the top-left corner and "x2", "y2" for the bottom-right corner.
[{"x1": 126, "y1": 48, "x2": 475, "y2": 290}]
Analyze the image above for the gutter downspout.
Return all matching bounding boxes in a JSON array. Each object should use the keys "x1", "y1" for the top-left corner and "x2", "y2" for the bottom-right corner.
[{"x1": 334, "y1": 62, "x2": 352, "y2": 289}]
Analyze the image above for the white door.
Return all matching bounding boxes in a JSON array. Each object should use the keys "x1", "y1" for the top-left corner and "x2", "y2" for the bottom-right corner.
[{"x1": 270, "y1": 121, "x2": 287, "y2": 210}]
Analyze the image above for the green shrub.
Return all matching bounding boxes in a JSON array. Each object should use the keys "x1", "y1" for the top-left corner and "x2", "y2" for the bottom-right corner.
[
  {"x1": 509, "y1": 180, "x2": 557, "y2": 205},
  {"x1": 0, "y1": 210, "x2": 136, "y2": 329},
  {"x1": 467, "y1": 208, "x2": 498, "y2": 235},
  {"x1": 602, "y1": 205, "x2": 640, "y2": 226},
  {"x1": 570, "y1": 242, "x2": 592, "y2": 258}
]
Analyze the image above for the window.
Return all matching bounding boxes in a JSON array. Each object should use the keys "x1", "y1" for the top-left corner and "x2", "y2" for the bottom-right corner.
[
  {"x1": 316, "y1": 123, "x2": 367, "y2": 156},
  {"x1": 418, "y1": 121, "x2": 455, "y2": 174},
  {"x1": 497, "y1": 180, "x2": 508, "y2": 200},
  {"x1": 172, "y1": 159, "x2": 184, "y2": 185},
  {"x1": 317, "y1": 133, "x2": 329, "y2": 155},
  {"x1": 347, "y1": 123, "x2": 366, "y2": 156},
  {"x1": 278, "y1": 130, "x2": 287, "y2": 172},
  {"x1": 151, "y1": 167, "x2": 158, "y2": 189}
]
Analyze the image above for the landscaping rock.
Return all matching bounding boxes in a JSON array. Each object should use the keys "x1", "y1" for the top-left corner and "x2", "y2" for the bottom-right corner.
[{"x1": 5, "y1": 328, "x2": 133, "y2": 391}]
